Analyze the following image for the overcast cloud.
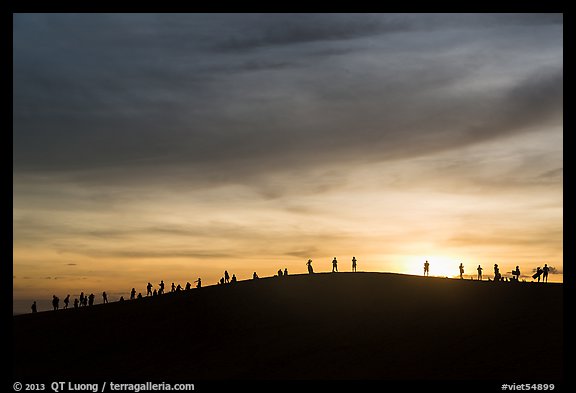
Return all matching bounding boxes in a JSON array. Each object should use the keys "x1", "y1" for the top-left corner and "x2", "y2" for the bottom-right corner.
[{"x1": 14, "y1": 13, "x2": 562, "y2": 187}]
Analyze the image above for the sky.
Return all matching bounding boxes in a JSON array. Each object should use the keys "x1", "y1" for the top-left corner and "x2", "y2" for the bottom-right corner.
[{"x1": 13, "y1": 13, "x2": 563, "y2": 313}]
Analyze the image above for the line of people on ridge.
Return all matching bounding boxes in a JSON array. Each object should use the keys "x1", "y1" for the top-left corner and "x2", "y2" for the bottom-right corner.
[
  {"x1": 37, "y1": 278, "x2": 203, "y2": 313},
  {"x1": 306, "y1": 256, "x2": 357, "y2": 273},
  {"x1": 46, "y1": 291, "x2": 103, "y2": 312},
  {"x1": 31, "y1": 257, "x2": 360, "y2": 313},
  {"x1": 31, "y1": 257, "x2": 554, "y2": 313},
  {"x1": 423, "y1": 260, "x2": 551, "y2": 282}
]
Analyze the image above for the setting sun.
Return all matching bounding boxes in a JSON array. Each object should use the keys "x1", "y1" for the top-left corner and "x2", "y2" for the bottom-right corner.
[{"x1": 403, "y1": 255, "x2": 465, "y2": 278}]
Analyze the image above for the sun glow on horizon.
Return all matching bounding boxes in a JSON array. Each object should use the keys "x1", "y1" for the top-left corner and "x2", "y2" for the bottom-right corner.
[
  {"x1": 403, "y1": 255, "x2": 465, "y2": 278},
  {"x1": 13, "y1": 13, "x2": 563, "y2": 315}
]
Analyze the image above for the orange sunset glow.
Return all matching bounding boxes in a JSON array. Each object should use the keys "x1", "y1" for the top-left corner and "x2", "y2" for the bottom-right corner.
[{"x1": 13, "y1": 13, "x2": 563, "y2": 314}]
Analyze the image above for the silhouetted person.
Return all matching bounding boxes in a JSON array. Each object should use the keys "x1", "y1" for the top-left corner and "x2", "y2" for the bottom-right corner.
[
  {"x1": 153, "y1": 289, "x2": 157, "y2": 296},
  {"x1": 307, "y1": 259, "x2": 314, "y2": 274},
  {"x1": 253, "y1": 272, "x2": 259, "y2": 279},
  {"x1": 74, "y1": 298, "x2": 79, "y2": 308},
  {"x1": 459, "y1": 263, "x2": 464, "y2": 279},
  {"x1": 119, "y1": 296, "x2": 124, "y2": 302},
  {"x1": 52, "y1": 295, "x2": 59, "y2": 311},
  {"x1": 352, "y1": 256, "x2": 357, "y2": 272},
  {"x1": 534, "y1": 266, "x2": 543, "y2": 282},
  {"x1": 284, "y1": 268, "x2": 288, "y2": 276},
  {"x1": 64, "y1": 294, "x2": 70, "y2": 309},
  {"x1": 185, "y1": 282, "x2": 191, "y2": 290},
  {"x1": 176, "y1": 284, "x2": 182, "y2": 292},
  {"x1": 231, "y1": 274, "x2": 237, "y2": 283},
  {"x1": 82, "y1": 296, "x2": 88, "y2": 307},
  {"x1": 195, "y1": 278, "x2": 202, "y2": 288},
  {"x1": 88, "y1": 293, "x2": 95, "y2": 306},
  {"x1": 424, "y1": 260, "x2": 430, "y2": 276},
  {"x1": 543, "y1": 264, "x2": 550, "y2": 282},
  {"x1": 477, "y1": 265, "x2": 483, "y2": 280},
  {"x1": 147, "y1": 282, "x2": 153, "y2": 296},
  {"x1": 512, "y1": 266, "x2": 521, "y2": 281},
  {"x1": 79, "y1": 292, "x2": 85, "y2": 306},
  {"x1": 137, "y1": 292, "x2": 143, "y2": 299},
  {"x1": 31, "y1": 301, "x2": 37, "y2": 313},
  {"x1": 130, "y1": 288, "x2": 136, "y2": 300},
  {"x1": 225, "y1": 271, "x2": 230, "y2": 283},
  {"x1": 278, "y1": 269, "x2": 283, "y2": 277},
  {"x1": 494, "y1": 264, "x2": 501, "y2": 282},
  {"x1": 171, "y1": 282, "x2": 176, "y2": 292},
  {"x1": 332, "y1": 257, "x2": 338, "y2": 272},
  {"x1": 219, "y1": 277, "x2": 225, "y2": 285},
  {"x1": 102, "y1": 291, "x2": 108, "y2": 303},
  {"x1": 159, "y1": 280, "x2": 165, "y2": 295}
]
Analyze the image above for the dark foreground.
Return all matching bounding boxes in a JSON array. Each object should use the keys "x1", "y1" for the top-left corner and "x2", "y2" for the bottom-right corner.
[{"x1": 13, "y1": 273, "x2": 563, "y2": 379}]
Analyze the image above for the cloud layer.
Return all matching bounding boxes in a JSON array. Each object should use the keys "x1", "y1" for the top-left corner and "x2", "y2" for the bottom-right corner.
[
  {"x1": 13, "y1": 14, "x2": 563, "y2": 312},
  {"x1": 14, "y1": 13, "x2": 562, "y2": 185}
]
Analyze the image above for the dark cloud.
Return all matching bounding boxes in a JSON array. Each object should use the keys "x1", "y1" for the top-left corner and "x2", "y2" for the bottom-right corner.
[
  {"x1": 532, "y1": 266, "x2": 561, "y2": 274},
  {"x1": 285, "y1": 248, "x2": 320, "y2": 259},
  {"x1": 13, "y1": 13, "x2": 562, "y2": 191},
  {"x1": 538, "y1": 167, "x2": 563, "y2": 179},
  {"x1": 212, "y1": 13, "x2": 410, "y2": 51}
]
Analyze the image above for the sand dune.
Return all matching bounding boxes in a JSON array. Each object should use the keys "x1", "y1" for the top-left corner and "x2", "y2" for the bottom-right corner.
[{"x1": 13, "y1": 272, "x2": 562, "y2": 380}]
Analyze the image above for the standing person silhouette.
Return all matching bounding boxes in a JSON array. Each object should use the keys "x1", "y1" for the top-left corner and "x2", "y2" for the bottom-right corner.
[
  {"x1": 459, "y1": 263, "x2": 464, "y2": 279},
  {"x1": 185, "y1": 282, "x2": 191, "y2": 290},
  {"x1": 130, "y1": 288, "x2": 136, "y2": 300},
  {"x1": 231, "y1": 274, "x2": 237, "y2": 283},
  {"x1": 494, "y1": 264, "x2": 501, "y2": 282},
  {"x1": 88, "y1": 293, "x2": 95, "y2": 306},
  {"x1": 102, "y1": 291, "x2": 108, "y2": 304},
  {"x1": 352, "y1": 257, "x2": 357, "y2": 272},
  {"x1": 52, "y1": 295, "x2": 59, "y2": 311},
  {"x1": 147, "y1": 282, "x2": 153, "y2": 296},
  {"x1": 477, "y1": 265, "x2": 483, "y2": 281},
  {"x1": 79, "y1": 292, "x2": 85, "y2": 306},
  {"x1": 307, "y1": 259, "x2": 314, "y2": 274},
  {"x1": 512, "y1": 266, "x2": 521, "y2": 281},
  {"x1": 224, "y1": 271, "x2": 230, "y2": 284},
  {"x1": 534, "y1": 266, "x2": 543, "y2": 282},
  {"x1": 74, "y1": 298, "x2": 79, "y2": 308},
  {"x1": 278, "y1": 269, "x2": 283, "y2": 277},
  {"x1": 171, "y1": 282, "x2": 176, "y2": 292},
  {"x1": 195, "y1": 278, "x2": 202, "y2": 288},
  {"x1": 424, "y1": 260, "x2": 430, "y2": 276},
  {"x1": 64, "y1": 294, "x2": 70, "y2": 309},
  {"x1": 159, "y1": 280, "x2": 165, "y2": 295},
  {"x1": 284, "y1": 268, "x2": 288, "y2": 276},
  {"x1": 332, "y1": 257, "x2": 338, "y2": 272},
  {"x1": 253, "y1": 272, "x2": 259, "y2": 279},
  {"x1": 31, "y1": 301, "x2": 37, "y2": 313},
  {"x1": 543, "y1": 264, "x2": 550, "y2": 282}
]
